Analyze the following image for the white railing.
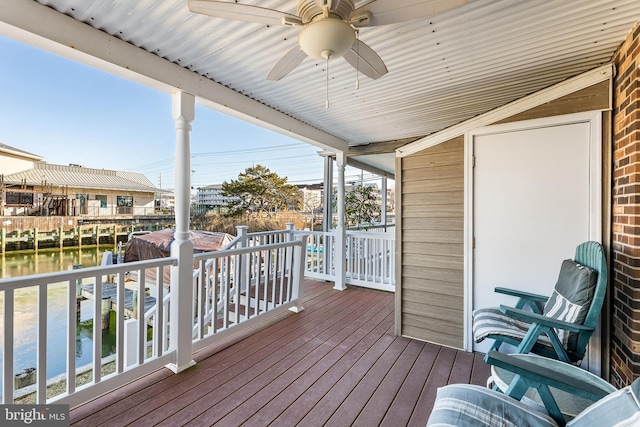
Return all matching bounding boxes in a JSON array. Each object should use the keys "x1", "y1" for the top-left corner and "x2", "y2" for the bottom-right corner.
[
  {"x1": 345, "y1": 230, "x2": 395, "y2": 292},
  {"x1": 191, "y1": 234, "x2": 307, "y2": 353},
  {"x1": 295, "y1": 228, "x2": 395, "y2": 291},
  {"x1": 303, "y1": 231, "x2": 336, "y2": 281},
  {"x1": 0, "y1": 230, "x2": 308, "y2": 406},
  {"x1": 246, "y1": 229, "x2": 291, "y2": 246},
  {"x1": 0, "y1": 258, "x2": 176, "y2": 405},
  {"x1": 347, "y1": 223, "x2": 396, "y2": 233},
  {"x1": 0, "y1": 223, "x2": 392, "y2": 407}
]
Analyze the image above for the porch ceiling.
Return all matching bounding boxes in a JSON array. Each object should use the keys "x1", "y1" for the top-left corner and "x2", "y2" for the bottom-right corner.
[{"x1": 2, "y1": 1, "x2": 639, "y2": 174}]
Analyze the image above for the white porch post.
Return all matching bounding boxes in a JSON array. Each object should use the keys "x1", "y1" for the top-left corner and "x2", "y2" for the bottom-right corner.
[
  {"x1": 167, "y1": 91, "x2": 196, "y2": 373},
  {"x1": 321, "y1": 152, "x2": 334, "y2": 232},
  {"x1": 334, "y1": 151, "x2": 347, "y2": 291},
  {"x1": 381, "y1": 177, "x2": 387, "y2": 227}
]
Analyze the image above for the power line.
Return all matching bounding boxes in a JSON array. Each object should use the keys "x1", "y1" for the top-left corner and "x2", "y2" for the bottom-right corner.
[
  {"x1": 133, "y1": 145, "x2": 318, "y2": 172},
  {"x1": 193, "y1": 143, "x2": 306, "y2": 156}
]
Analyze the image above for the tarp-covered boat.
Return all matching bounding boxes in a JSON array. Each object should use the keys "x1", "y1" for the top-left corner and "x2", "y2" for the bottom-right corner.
[
  {"x1": 124, "y1": 229, "x2": 234, "y2": 262},
  {"x1": 124, "y1": 229, "x2": 234, "y2": 286}
]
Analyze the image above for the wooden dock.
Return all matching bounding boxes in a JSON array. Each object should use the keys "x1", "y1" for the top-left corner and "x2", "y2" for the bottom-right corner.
[
  {"x1": 0, "y1": 222, "x2": 171, "y2": 252},
  {"x1": 80, "y1": 283, "x2": 157, "y2": 319}
]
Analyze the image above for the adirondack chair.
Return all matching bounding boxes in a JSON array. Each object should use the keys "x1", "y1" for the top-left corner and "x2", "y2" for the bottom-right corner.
[
  {"x1": 472, "y1": 241, "x2": 607, "y2": 364},
  {"x1": 427, "y1": 351, "x2": 639, "y2": 427}
]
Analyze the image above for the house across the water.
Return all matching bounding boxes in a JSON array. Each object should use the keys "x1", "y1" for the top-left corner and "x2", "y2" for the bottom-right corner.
[{"x1": 0, "y1": 142, "x2": 160, "y2": 218}]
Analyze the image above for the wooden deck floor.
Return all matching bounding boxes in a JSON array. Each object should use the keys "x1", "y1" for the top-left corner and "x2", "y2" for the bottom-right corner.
[{"x1": 70, "y1": 278, "x2": 490, "y2": 427}]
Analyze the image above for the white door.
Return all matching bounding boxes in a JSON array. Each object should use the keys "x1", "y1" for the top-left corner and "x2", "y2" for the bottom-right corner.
[{"x1": 465, "y1": 111, "x2": 602, "y2": 370}]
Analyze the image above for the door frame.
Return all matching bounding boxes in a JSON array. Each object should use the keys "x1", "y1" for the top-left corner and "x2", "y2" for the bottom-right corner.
[{"x1": 463, "y1": 110, "x2": 603, "y2": 352}]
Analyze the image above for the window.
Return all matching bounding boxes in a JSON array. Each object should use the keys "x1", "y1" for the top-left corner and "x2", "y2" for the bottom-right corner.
[
  {"x1": 116, "y1": 195, "x2": 133, "y2": 214},
  {"x1": 6, "y1": 192, "x2": 33, "y2": 206},
  {"x1": 95, "y1": 195, "x2": 107, "y2": 208},
  {"x1": 117, "y1": 196, "x2": 133, "y2": 207}
]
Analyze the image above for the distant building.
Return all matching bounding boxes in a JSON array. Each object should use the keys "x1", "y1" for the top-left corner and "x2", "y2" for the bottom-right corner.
[
  {"x1": 196, "y1": 184, "x2": 232, "y2": 207},
  {"x1": 297, "y1": 183, "x2": 324, "y2": 214},
  {"x1": 155, "y1": 191, "x2": 175, "y2": 213},
  {"x1": 0, "y1": 142, "x2": 160, "y2": 217}
]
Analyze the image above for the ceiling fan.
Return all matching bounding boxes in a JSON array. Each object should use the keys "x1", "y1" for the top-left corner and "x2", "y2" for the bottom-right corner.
[{"x1": 187, "y1": 0, "x2": 468, "y2": 81}]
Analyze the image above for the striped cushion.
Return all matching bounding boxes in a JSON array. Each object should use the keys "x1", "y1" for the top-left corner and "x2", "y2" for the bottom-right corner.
[
  {"x1": 567, "y1": 377, "x2": 640, "y2": 427},
  {"x1": 472, "y1": 307, "x2": 554, "y2": 349},
  {"x1": 473, "y1": 260, "x2": 596, "y2": 353},
  {"x1": 543, "y1": 260, "x2": 596, "y2": 350},
  {"x1": 427, "y1": 384, "x2": 557, "y2": 427}
]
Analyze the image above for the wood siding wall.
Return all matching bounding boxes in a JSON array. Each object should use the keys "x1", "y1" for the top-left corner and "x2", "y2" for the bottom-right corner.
[
  {"x1": 398, "y1": 79, "x2": 610, "y2": 350},
  {"x1": 399, "y1": 137, "x2": 465, "y2": 348}
]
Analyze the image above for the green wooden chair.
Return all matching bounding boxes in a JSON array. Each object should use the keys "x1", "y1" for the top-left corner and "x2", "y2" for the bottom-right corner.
[{"x1": 473, "y1": 241, "x2": 608, "y2": 364}]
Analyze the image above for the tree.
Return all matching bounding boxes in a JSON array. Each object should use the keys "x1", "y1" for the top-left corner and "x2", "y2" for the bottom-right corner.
[
  {"x1": 301, "y1": 190, "x2": 323, "y2": 230},
  {"x1": 221, "y1": 165, "x2": 301, "y2": 216},
  {"x1": 334, "y1": 184, "x2": 381, "y2": 227}
]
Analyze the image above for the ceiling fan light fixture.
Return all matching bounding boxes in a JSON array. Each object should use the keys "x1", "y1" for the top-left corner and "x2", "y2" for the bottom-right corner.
[{"x1": 298, "y1": 18, "x2": 355, "y2": 60}]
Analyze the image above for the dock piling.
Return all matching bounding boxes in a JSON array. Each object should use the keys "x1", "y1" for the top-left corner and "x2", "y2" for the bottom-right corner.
[{"x1": 101, "y1": 297, "x2": 111, "y2": 330}]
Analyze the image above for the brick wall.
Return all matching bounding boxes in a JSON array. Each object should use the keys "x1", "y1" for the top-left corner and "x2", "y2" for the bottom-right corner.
[{"x1": 611, "y1": 21, "x2": 640, "y2": 388}]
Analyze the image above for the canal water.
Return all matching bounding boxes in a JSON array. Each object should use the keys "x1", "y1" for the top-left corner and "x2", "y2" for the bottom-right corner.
[{"x1": 0, "y1": 246, "x2": 118, "y2": 392}]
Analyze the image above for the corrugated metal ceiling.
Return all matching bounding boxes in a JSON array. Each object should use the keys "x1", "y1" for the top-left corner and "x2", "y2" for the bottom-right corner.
[{"x1": 28, "y1": 0, "x2": 640, "y2": 150}]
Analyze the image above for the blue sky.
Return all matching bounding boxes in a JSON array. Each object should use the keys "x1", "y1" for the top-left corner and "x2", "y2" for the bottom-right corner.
[{"x1": 0, "y1": 35, "x2": 380, "y2": 190}]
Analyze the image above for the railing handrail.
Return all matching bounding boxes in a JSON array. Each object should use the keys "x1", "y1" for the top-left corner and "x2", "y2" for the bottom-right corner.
[
  {"x1": 244, "y1": 229, "x2": 290, "y2": 237},
  {"x1": 294, "y1": 230, "x2": 333, "y2": 236},
  {"x1": 347, "y1": 223, "x2": 395, "y2": 231},
  {"x1": 194, "y1": 239, "x2": 302, "y2": 262},
  {"x1": 346, "y1": 230, "x2": 395, "y2": 239},
  {"x1": 0, "y1": 257, "x2": 177, "y2": 291}
]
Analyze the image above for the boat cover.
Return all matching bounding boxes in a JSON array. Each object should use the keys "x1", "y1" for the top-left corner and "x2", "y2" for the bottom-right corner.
[{"x1": 122, "y1": 229, "x2": 234, "y2": 287}]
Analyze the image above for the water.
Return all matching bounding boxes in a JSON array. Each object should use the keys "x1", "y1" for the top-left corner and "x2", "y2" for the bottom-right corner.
[{"x1": 0, "y1": 246, "x2": 118, "y2": 392}]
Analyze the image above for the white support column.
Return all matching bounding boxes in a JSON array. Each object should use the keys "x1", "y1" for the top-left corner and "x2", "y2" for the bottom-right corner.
[
  {"x1": 320, "y1": 153, "x2": 334, "y2": 232},
  {"x1": 167, "y1": 91, "x2": 196, "y2": 373},
  {"x1": 334, "y1": 151, "x2": 347, "y2": 291},
  {"x1": 381, "y1": 177, "x2": 388, "y2": 228}
]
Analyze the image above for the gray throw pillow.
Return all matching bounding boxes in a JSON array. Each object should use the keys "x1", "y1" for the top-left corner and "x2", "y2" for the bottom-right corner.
[
  {"x1": 543, "y1": 259, "x2": 597, "y2": 349},
  {"x1": 567, "y1": 377, "x2": 640, "y2": 426}
]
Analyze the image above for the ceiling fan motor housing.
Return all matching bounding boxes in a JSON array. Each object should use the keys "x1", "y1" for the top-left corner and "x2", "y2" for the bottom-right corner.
[
  {"x1": 297, "y1": 0, "x2": 355, "y2": 23},
  {"x1": 298, "y1": 18, "x2": 356, "y2": 60}
]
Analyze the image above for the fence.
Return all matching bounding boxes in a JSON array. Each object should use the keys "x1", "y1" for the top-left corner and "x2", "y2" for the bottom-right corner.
[
  {"x1": 191, "y1": 235, "x2": 306, "y2": 353},
  {"x1": 295, "y1": 228, "x2": 395, "y2": 291},
  {"x1": 0, "y1": 258, "x2": 176, "y2": 405},
  {"x1": 0, "y1": 223, "x2": 392, "y2": 407},
  {"x1": 0, "y1": 233, "x2": 307, "y2": 406},
  {"x1": 303, "y1": 231, "x2": 336, "y2": 281},
  {"x1": 345, "y1": 231, "x2": 395, "y2": 292}
]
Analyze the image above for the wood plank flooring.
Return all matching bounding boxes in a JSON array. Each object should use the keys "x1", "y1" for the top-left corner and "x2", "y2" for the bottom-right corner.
[{"x1": 70, "y1": 278, "x2": 490, "y2": 427}]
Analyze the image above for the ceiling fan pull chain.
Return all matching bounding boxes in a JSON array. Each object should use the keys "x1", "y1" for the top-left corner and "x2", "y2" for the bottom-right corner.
[{"x1": 326, "y1": 55, "x2": 330, "y2": 109}]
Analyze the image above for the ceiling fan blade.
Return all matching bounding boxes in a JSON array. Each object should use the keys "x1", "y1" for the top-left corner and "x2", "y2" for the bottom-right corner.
[
  {"x1": 343, "y1": 39, "x2": 388, "y2": 80},
  {"x1": 266, "y1": 46, "x2": 308, "y2": 81},
  {"x1": 352, "y1": 0, "x2": 467, "y2": 27},
  {"x1": 187, "y1": 0, "x2": 299, "y2": 26}
]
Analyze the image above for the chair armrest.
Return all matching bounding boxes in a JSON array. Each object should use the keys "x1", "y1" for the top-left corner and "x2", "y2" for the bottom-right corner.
[
  {"x1": 494, "y1": 287, "x2": 549, "y2": 303},
  {"x1": 485, "y1": 351, "x2": 611, "y2": 401},
  {"x1": 499, "y1": 305, "x2": 593, "y2": 333}
]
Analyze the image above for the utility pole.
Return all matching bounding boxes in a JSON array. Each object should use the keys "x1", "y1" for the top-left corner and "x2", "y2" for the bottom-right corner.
[
  {"x1": 0, "y1": 174, "x2": 4, "y2": 216},
  {"x1": 159, "y1": 173, "x2": 163, "y2": 211}
]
